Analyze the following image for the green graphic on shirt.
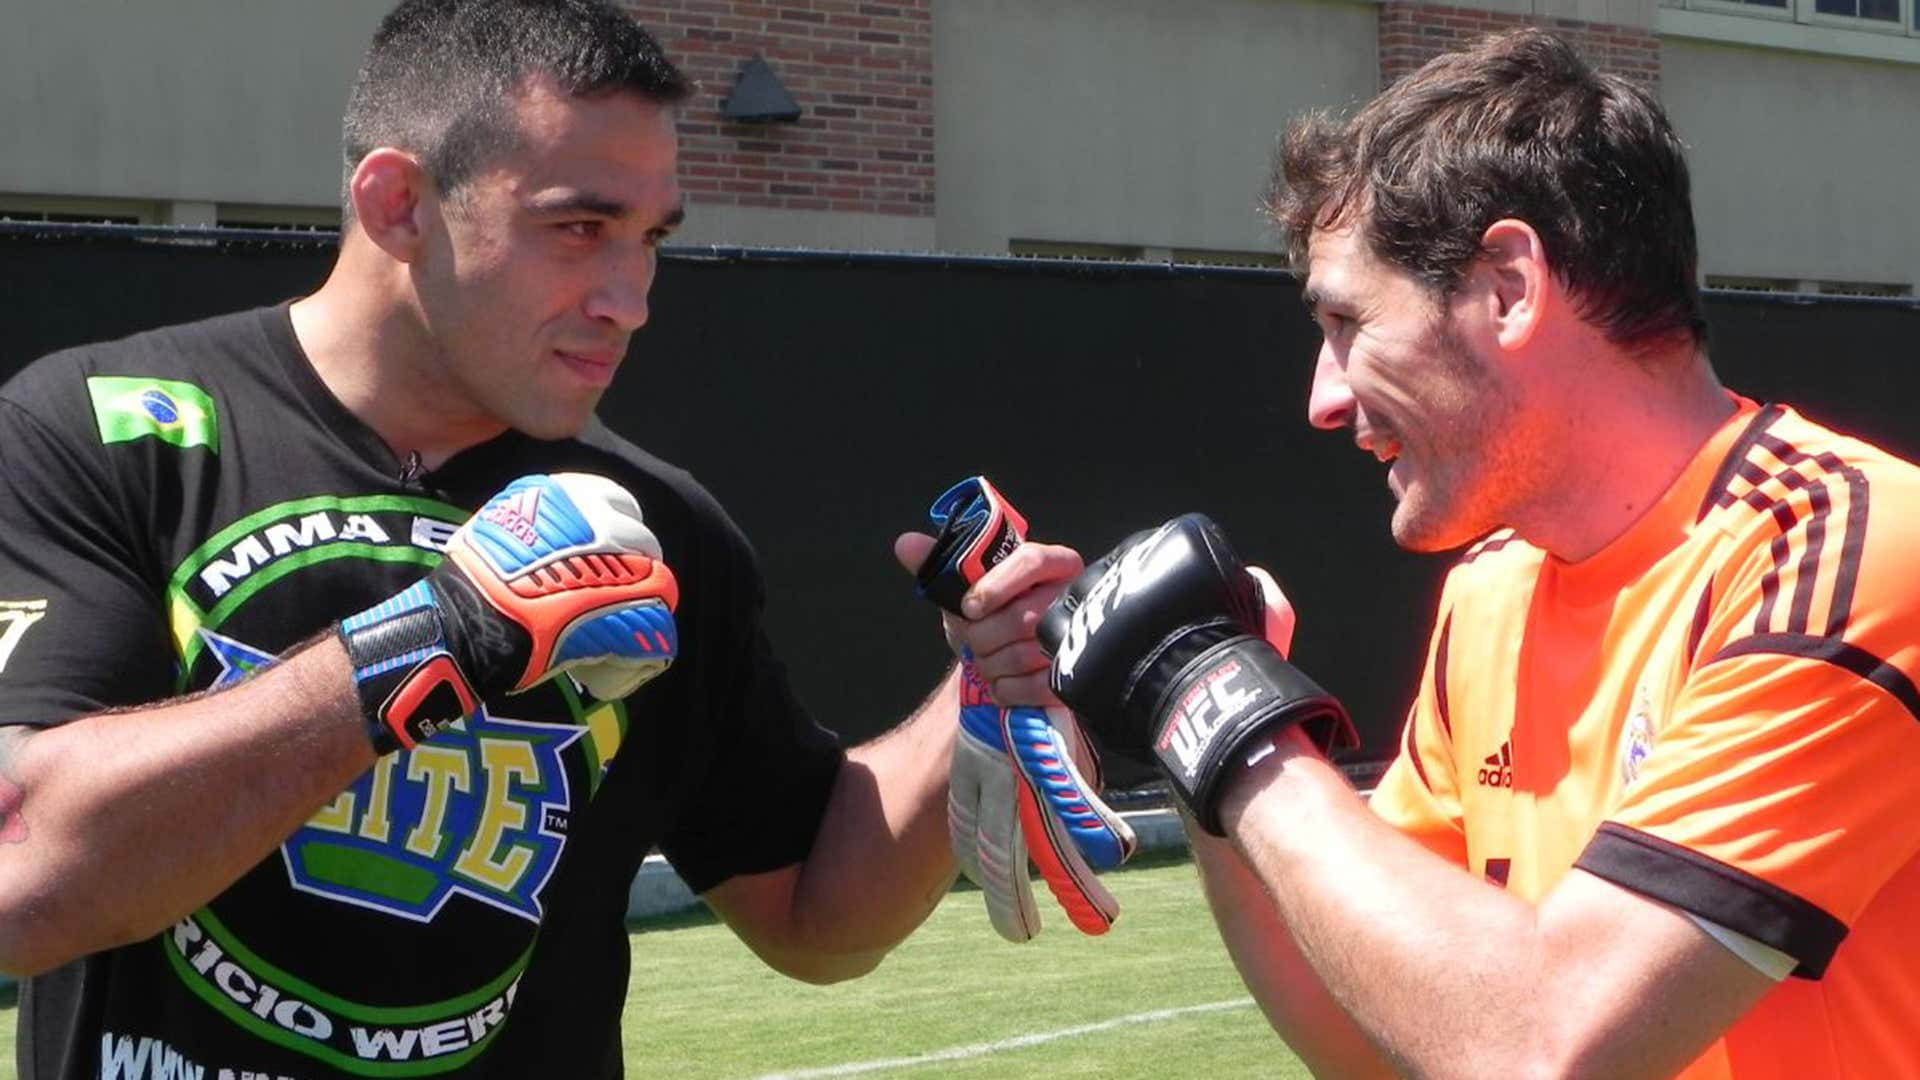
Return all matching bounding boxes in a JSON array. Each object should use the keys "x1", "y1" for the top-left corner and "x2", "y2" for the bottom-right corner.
[
  {"x1": 156, "y1": 493, "x2": 640, "y2": 1074},
  {"x1": 165, "y1": 494, "x2": 461, "y2": 680},
  {"x1": 87, "y1": 376, "x2": 220, "y2": 453},
  {"x1": 164, "y1": 908, "x2": 532, "y2": 1076}
]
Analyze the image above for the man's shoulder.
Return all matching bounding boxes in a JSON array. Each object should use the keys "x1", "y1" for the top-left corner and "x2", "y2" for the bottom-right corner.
[
  {"x1": 1700, "y1": 403, "x2": 1920, "y2": 544},
  {"x1": 1694, "y1": 403, "x2": 1920, "y2": 677},
  {"x1": 3, "y1": 307, "x2": 275, "y2": 412}
]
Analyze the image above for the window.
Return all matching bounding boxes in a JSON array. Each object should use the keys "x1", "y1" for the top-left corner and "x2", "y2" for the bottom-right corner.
[
  {"x1": 1704, "y1": 273, "x2": 1800, "y2": 293},
  {"x1": 1168, "y1": 247, "x2": 1288, "y2": 270},
  {"x1": 1816, "y1": 279, "x2": 1914, "y2": 297},
  {"x1": 1688, "y1": 0, "x2": 1918, "y2": 35},
  {"x1": 1010, "y1": 239, "x2": 1287, "y2": 269},
  {"x1": 215, "y1": 204, "x2": 341, "y2": 233},
  {"x1": 0, "y1": 195, "x2": 157, "y2": 225},
  {"x1": 1009, "y1": 239, "x2": 1146, "y2": 263},
  {"x1": 1704, "y1": 274, "x2": 1915, "y2": 297}
]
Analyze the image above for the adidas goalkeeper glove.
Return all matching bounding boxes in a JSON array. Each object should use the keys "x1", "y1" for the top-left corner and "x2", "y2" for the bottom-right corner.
[{"x1": 339, "y1": 473, "x2": 680, "y2": 754}]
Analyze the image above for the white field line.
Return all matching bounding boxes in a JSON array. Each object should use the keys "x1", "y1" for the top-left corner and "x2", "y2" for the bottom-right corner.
[{"x1": 749, "y1": 997, "x2": 1257, "y2": 1079}]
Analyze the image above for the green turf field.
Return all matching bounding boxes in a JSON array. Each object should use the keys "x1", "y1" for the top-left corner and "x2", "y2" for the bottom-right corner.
[{"x1": 0, "y1": 856, "x2": 1309, "y2": 1078}]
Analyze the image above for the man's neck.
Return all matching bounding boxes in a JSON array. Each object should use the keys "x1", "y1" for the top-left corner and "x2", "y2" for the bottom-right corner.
[
  {"x1": 287, "y1": 239, "x2": 505, "y2": 471},
  {"x1": 1515, "y1": 343, "x2": 1735, "y2": 564}
]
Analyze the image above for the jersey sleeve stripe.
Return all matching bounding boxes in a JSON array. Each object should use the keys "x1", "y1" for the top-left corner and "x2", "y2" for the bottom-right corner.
[
  {"x1": 1699, "y1": 404, "x2": 1785, "y2": 521},
  {"x1": 1711, "y1": 632, "x2": 1920, "y2": 724},
  {"x1": 1755, "y1": 509, "x2": 1792, "y2": 635},
  {"x1": 1402, "y1": 707, "x2": 1437, "y2": 795},
  {"x1": 1751, "y1": 433, "x2": 1870, "y2": 636},
  {"x1": 1786, "y1": 482, "x2": 1829, "y2": 635},
  {"x1": 1433, "y1": 615, "x2": 1454, "y2": 740},
  {"x1": 1575, "y1": 822, "x2": 1847, "y2": 978},
  {"x1": 1825, "y1": 462, "x2": 1868, "y2": 635},
  {"x1": 1685, "y1": 581, "x2": 1714, "y2": 667}
]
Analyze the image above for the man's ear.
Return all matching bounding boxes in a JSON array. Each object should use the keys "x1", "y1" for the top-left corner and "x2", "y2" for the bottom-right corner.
[
  {"x1": 1476, "y1": 218, "x2": 1549, "y2": 353},
  {"x1": 347, "y1": 149, "x2": 433, "y2": 263}
]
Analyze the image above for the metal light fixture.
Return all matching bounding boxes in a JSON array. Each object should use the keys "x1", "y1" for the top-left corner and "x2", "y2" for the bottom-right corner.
[{"x1": 722, "y1": 53, "x2": 802, "y2": 124}]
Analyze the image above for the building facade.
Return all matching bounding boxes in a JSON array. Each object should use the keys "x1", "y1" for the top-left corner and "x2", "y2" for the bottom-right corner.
[{"x1": 3, "y1": 0, "x2": 1916, "y2": 294}]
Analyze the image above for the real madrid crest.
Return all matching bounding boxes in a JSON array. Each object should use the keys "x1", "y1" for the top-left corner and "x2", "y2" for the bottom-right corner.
[{"x1": 1621, "y1": 678, "x2": 1657, "y2": 786}]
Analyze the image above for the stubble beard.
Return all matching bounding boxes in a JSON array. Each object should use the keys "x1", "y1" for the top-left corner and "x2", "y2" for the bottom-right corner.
[{"x1": 1386, "y1": 321, "x2": 1521, "y2": 554}]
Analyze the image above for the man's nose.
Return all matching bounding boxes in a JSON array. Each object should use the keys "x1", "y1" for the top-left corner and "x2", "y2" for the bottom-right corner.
[
  {"x1": 1306, "y1": 344, "x2": 1354, "y2": 431},
  {"x1": 585, "y1": 246, "x2": 656, "y2": 333}
]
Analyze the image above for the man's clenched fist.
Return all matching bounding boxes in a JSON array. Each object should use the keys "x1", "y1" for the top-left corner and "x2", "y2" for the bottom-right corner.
[{"x1": 1038, "y1": 514, "x2": 1354, "y2": 835}]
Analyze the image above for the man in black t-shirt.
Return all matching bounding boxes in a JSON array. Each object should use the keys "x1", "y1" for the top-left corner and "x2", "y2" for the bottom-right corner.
[{"x1": 0, "y1": 3, "x2": 1080, "y2": 1077}]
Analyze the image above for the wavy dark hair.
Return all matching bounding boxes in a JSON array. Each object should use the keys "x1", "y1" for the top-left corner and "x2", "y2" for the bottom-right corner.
[
  {"x1": 340, "y1": 0, "x2": 693, "y2": 222},
  {"x1": 1269, "y1": 29, "x2": 1706, "y2": 352}
]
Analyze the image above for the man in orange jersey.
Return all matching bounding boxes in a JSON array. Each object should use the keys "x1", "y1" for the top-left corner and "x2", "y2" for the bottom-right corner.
[{"x1": 979, "y1": 28, "x2": 1920, "y2": 1078}]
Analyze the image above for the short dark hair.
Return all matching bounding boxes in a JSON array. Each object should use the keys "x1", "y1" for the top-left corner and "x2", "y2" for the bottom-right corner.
[
  {"x1": 340, "y1": 0, "x2": 693, "y2": 222},
  {"x1": 1269, "y1": 29, "x2": 1706, "y2": 352}
]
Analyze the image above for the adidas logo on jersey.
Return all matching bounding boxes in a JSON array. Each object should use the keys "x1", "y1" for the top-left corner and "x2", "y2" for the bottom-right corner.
[{"x1": 1477, "y1": 740, "x2": 1513, "y2": 789}]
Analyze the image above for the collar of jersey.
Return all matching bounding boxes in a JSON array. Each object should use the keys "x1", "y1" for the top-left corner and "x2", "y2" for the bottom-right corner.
[{"x1": 1546, "y1": 393, "x2": 1760, "y2": 605}]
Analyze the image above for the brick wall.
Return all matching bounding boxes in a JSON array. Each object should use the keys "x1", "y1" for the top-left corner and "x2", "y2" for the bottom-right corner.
[
  {"x1": 1379, "y1": 1, "x2": 1660, "y2": 88},
  {"x1": 623, "y1": 1, "x2": 934, "y2": 218}
]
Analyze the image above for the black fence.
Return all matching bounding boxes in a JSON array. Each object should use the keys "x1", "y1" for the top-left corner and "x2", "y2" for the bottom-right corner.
[{"x1": 6, "y1": 224, "x2": 1918, "y2": 779}]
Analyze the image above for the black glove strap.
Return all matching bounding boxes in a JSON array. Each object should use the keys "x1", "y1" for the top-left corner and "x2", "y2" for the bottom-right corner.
[
  {"x1": 338, "y1": 579, "x2": 481, "y2": 755},
  {"x1": 915, "y1": 477, "x2": 1027, "y2": 616},
  {"x1": 1150, "y1": 636, "x2": 1352, "y2": 835}
]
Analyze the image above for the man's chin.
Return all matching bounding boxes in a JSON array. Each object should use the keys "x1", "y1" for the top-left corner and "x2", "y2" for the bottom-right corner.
[
  {"x1": 509, "y1": 405, "x2": 598, "y2": 442},
  {"x1": 1390, "y1": 501, "x2": 1483, "y2": 554}
]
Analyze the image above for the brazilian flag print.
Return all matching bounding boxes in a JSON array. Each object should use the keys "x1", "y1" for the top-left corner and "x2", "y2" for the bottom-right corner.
[{"x1": 87, "y1": 376, "x2": 220, "y2": 453}]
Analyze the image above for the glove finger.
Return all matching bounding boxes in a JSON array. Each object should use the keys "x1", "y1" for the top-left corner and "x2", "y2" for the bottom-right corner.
[
  {"x1": 1004, "y1": 707, "x2": 1137, "y2": 935},
  {"x1": 953, "y1": 709, "x2": 1040, "y2": 942},
  {"x1": 1015, "y1": 769, "x2": 1122, "y2": 936},
  {"x1": 569, "y1": 656, "x2": 672, "y2": 701},
  {"x1": 947, "y1": 719, "x2": 993, "y2": 887},
  {"x1": 1007, "y1": 707, "x2": 1137, "y2": 870}
]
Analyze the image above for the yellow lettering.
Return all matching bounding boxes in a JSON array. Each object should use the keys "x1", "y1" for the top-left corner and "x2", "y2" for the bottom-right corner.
[
  {"x1": 405, "y1": 745, "x2": 472, "y2": 859},
  {"x1": 359, "y1": 753, "x2": 400, "y2": 844},
  {"x1": 307, "y1": 789, "x2": 356, "y2": 834},
  {"x1": 453, "y1": 740, "x2": 539, "y2": 891}
]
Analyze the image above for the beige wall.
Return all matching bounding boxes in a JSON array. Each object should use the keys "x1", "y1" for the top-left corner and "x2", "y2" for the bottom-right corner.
[
  {"x1": 1661, "y1": 38, "x2": 1920, "y2": 290},
  {"x1": 1, "y1": 1, "x2": 391, "y2": 209},
  {"x1": 671, "y1": 205, "x2": 935, "y2": 252},
  {"x1": 932, "y1": 0, "x2": 1381, "y2": 256}
]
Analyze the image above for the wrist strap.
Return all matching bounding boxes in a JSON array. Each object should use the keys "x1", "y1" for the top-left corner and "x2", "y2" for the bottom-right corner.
[
  {"x1": 1152, "y1": 636, "x2": 1350, "y2": 835},
  {"x1": 338, "y1": 580, "x2": 480, "y2": 754}
]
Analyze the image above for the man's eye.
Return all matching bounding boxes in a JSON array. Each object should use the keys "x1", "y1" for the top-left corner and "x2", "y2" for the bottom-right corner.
[
  {"x1": 643, "y1": 228, "x2": 672, "y2": 247},
  {"x1": 559, "y1": 221, "x2": 603, "y2": 239}
]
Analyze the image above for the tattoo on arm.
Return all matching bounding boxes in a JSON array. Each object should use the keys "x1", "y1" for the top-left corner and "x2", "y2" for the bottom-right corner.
[{"x1": 0, "y1": 728, "x2": 29, "y2": 844}]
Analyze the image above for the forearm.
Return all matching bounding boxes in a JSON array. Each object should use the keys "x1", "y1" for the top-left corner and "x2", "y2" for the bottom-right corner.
[
  {"x1": 0, "y1": 634, "x2": 374, "y2": 974},
  {"x1": 1188, "y1": 821, "x2": 1397, "y2": 1078},
  {"x1": 784, "y1": 666, "x2": 961, "y2": 974},
  {"x1": 1220, "y1": 728, "x2": 1744, "y2": 1078},
  {"x1": 1216, "y1": 732, "x2": 1556, "y2": 1077}
]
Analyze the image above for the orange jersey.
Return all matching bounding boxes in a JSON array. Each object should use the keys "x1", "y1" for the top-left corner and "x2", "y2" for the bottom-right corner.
[{"x1": 1370, "y1": 398, "x2": 1920, "y2": 1078}]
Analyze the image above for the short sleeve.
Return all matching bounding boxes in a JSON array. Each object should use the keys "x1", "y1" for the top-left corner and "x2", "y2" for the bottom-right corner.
[
  {"x1": 1369, "y1": 610, "x2": 1468, "y2": 867},
  {"x1": 0, "y1": 397, "x2": 173, "y2": 727},
  {"x1": 655, "y1": 504, "x2": 845, "y2": 895},
  {"x1": 1577, "y1": 469, "x2": 1920, "y2": 978}
]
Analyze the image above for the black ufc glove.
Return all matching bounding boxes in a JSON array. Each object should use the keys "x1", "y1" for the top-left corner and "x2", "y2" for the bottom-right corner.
[{"x1": 1036, "y1": 514, "x2": 1356, "y2": 835}]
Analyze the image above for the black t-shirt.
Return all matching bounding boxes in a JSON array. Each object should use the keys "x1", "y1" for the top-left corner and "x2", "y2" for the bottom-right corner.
[{"x1": 0, "y1": 306, "x2": 846, "y2": 1079}]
